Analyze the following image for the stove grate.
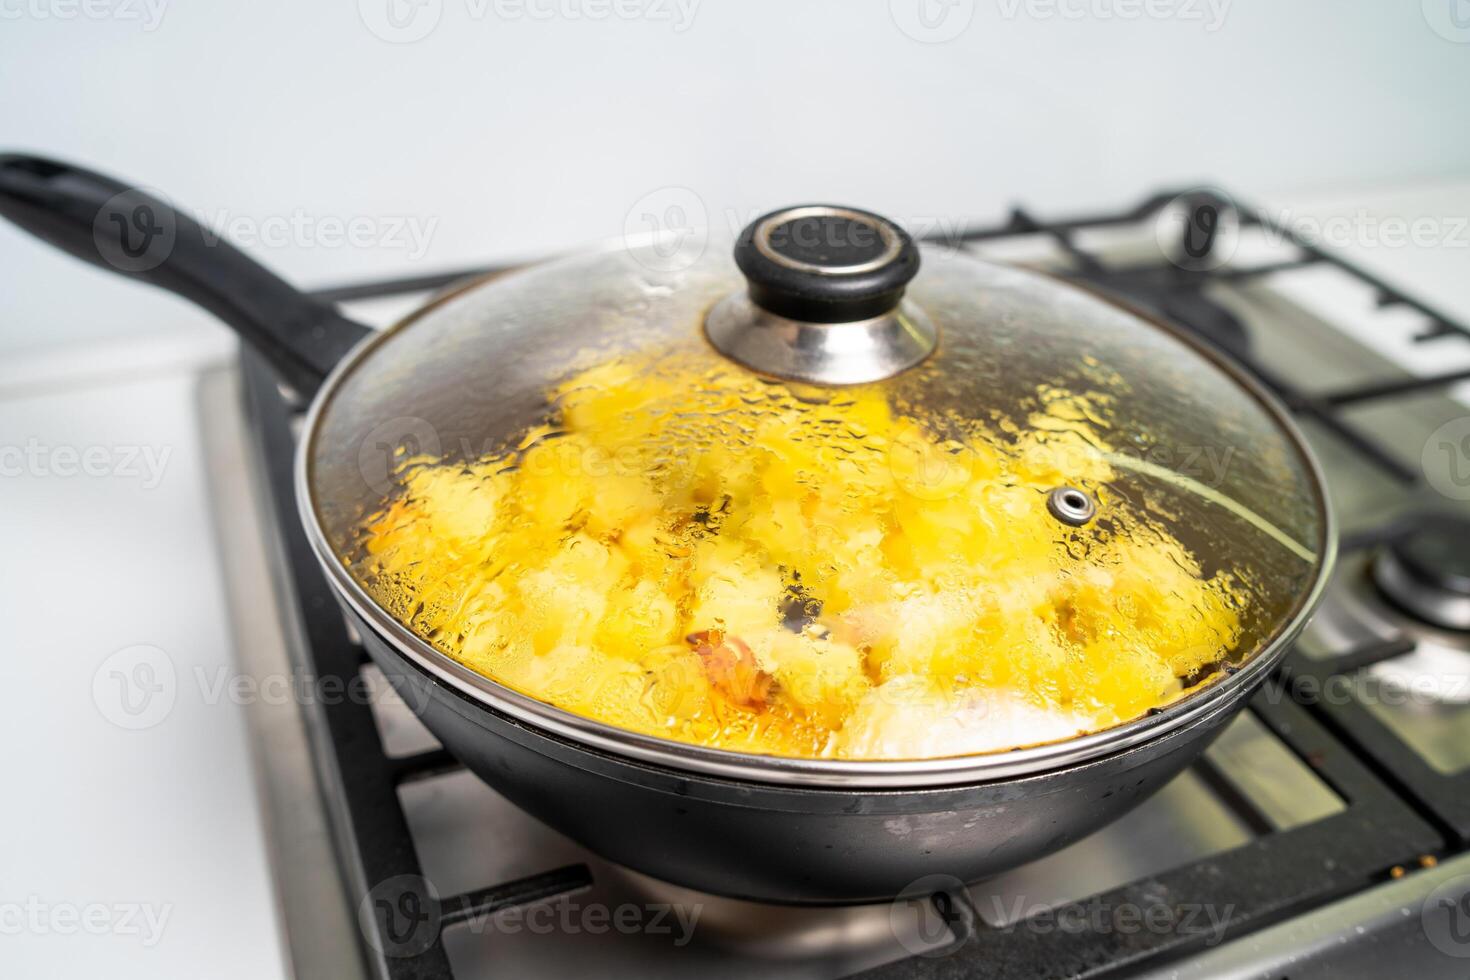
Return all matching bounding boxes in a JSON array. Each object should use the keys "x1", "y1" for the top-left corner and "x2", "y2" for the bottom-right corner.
[{"x1": 240, "y1": 188, "x2": 1470, "y2": 978}]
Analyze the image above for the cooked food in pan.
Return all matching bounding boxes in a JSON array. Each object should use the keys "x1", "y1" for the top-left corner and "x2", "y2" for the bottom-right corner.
[{"x1": 353, "y1": 344, "x2": 1243, "y2": 760}]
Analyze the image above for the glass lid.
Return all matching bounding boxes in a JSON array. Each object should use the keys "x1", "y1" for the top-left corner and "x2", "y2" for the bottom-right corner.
[{"x1": 305, "y1": 205, "x2": 1329, "y2": 764}]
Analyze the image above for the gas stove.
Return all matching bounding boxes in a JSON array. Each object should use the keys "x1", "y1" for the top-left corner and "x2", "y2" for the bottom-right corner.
[{"x1": 200, "y1": 190, "x2": 1470, "y2": 979}]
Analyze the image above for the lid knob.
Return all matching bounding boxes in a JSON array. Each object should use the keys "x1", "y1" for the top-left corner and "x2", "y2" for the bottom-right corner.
[
  {"x1": 734, "y1": 205, "x2": 920, "y2": 322},
  {"x1": 706, "y1": 205, "x2": 936, "y2": 386}
]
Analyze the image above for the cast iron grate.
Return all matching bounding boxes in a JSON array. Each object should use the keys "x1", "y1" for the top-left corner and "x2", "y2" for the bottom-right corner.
[{"x1": 240, "y1": 188, "x2": 1469, "y2": 979}]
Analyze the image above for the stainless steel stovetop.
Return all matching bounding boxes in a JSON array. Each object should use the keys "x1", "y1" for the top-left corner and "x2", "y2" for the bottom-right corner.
[{"x1": 198, "y1": 194, "x2": 1470, "y2": 979}]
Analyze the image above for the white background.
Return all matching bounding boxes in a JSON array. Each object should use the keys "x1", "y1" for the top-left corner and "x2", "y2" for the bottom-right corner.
[{"x1": 2, "y1": 0, "x2": 1469, "y2": 357}]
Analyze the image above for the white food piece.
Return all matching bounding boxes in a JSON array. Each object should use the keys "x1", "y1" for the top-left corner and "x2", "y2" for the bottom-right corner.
[{"x1": 833, "y1": 675, "x2": 1093, "y2": 759}]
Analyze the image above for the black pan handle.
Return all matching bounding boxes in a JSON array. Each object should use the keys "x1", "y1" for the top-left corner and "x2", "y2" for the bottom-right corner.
[{"x1": 0, "y1": 153, "x2": 373, "y2": 398}]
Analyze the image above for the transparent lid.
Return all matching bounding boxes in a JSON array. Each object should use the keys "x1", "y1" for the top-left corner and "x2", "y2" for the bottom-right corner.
[{"x1": 306, "y1": 206, "x2": 1328, "y2": 762}]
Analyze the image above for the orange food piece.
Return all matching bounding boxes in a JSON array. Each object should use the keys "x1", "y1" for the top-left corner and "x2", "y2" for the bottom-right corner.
[{"x1": 686, "y1": 630, "x2": 773, "y2": 711}]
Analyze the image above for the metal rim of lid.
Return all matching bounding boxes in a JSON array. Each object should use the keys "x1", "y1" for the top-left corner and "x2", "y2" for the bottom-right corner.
[{"x1": 295, "y1": 263, "x2": 1338, "y2": 790}]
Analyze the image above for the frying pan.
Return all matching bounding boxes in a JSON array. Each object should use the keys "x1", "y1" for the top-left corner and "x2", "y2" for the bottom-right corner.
[{"x1": 0, "y1": 154, "x2": 1334, "y2": 904}]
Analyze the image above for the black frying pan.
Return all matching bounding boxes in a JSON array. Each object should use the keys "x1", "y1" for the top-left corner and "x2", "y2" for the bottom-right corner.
[{"x1": 0, "y1": 153, "x2": 1327, "y2": 904}]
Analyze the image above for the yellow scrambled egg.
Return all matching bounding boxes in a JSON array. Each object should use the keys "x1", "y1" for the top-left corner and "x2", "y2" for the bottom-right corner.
[{"x1": 351, "y1": 344, "x2": 1243, "y2": 760}]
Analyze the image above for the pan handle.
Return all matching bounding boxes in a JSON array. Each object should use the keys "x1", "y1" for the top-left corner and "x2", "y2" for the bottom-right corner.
[{"x1": 0, "y1": 153, "x2": 373, "y2": 399}]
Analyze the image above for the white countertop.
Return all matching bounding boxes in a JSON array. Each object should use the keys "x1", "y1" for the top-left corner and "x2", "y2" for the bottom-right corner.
[
  {"x1": 0, "y1": 336, "x2": 286, "y2": 978},
  {"x1": 2, "y1": 180, "x2": 1467, "y2": 977}
]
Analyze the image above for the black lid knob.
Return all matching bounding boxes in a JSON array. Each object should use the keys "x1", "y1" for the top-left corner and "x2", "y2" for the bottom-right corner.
[{"x1": 733, "y1": 205, "x2": 919, "y2": 323}]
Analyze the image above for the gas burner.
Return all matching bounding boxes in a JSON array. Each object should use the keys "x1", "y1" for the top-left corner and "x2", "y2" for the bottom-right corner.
[{"x1": 1372, "y1": 513, "x2": 1470, "y2": 632}]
